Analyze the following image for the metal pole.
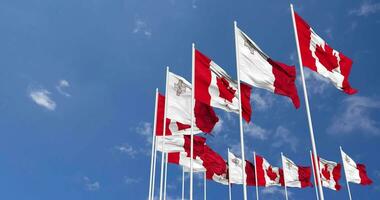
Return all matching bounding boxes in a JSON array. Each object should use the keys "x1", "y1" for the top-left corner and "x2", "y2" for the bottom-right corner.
[
  {"x1": 290, "y1": 4, "x2": 324, "y2": 200},
  {"x1": 310, "y1": 151, "x2": 320, "y2": 200},
  {"x1": 159, "y1": 67, "x2": 170, "y2": 200},
  {"x1": 340, "y1": 146, "x2": 353, "y2": 200},
  {"x1": 204, "y1": 172, "x2": 207, "y2": 200},
  {"x1": 163, "y1": 153, "x2": 168, "y2": 200},
  {"x1": 148, "y1": 89, "x2": 159, "y2": 200},
  {"x1": 281, "y1": 153, "x2": 289, "y2": 200},
  {"x1": 190, "y1": 43, "x2": 195, "y2": 200},
  {"x1": 228, "y1": 148, "x2": 232, "y2": 200},
  {"x1": 233, "y1": 20, "x2": 248, "y2": 200},
  {"x1": 253, "y1": 152, "x2": 259, "y2": 200},
  {"x1": 182, "y1": 167, "x2": 185, "y2": 200}
]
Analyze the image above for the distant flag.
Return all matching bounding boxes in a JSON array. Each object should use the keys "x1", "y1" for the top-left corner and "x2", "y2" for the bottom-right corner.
[
  {"x1": 255, "y1": 154, "x2": 284, "y2": 187},
  {"x1": 282, "y1": 155, "x2": 312, "y2": 188},
  {"x1": 340, "y1": 149, "x2": 373, "y2": 185},
  {"x1": 227, "y1": 151, "x2": 256, "y2": 186},
  {"x1": 201, "y1": 145, "x2": 229, "y2": 185},
  {"x1": 168, "y1": 152, "x2": 206, "y2": 173},
  {"x1": 194, "y1": 49, "x2": 252, "y2": 122},
  {"x1": 294, "y1": 12, "x2": 357, "y2": 94},
  {"x1": 162, "y1": 72, "x2": 219, "y2": 134},
  {"x1": 235, "y1": 27, "x2": 300, "y2": 108},
  {"x1": 317, "y1": 156, "x2": 342, "y2": 191}
]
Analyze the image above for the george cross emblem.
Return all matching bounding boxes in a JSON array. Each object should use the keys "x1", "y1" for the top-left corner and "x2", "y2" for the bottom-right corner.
[
  {"x1": 286, "y1": 162, "x2": 292, "y2": 170},
  {"x1": 232, "y1": 158, "x2": 240, "y2": 165},
  {"x1": 344, "y1": 155, "x2": 350, "y2": 163},
  {"x1": 244, "y1": 38, "x2": 256, "y2": 55},
  {"x1": 174, "y1": 79, "x2": 190, "y2": 96}
]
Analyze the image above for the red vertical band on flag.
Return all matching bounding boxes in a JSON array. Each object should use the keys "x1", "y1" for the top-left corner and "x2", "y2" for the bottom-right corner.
[
  {"x1": 255, "y1": 155, "x2": 266, "y2": 186},
  {"x1": 201, "y1": 145, "x2": 227, "y2": 180},
  {"x1": 168, "y1": 152, "x2": 180, "y2": 164},
  {"x1": 357, "y1": 164, "x2": 373, "y2": 185},
  {"x1": 332, "y1": 164, "x2": 342, "y2": 190},
  {"x1": 297, "y1": 166, "x2": 313, "y2": 188},
  {"x1": 245, "y1": 160, "x2": 256, "y2": 186},
  {"x1": 194, "y1": 101, "x2": 219, "y2": 134},
  {"x1": 240, "y1": 83, "x2": 252, "y2": 122},
  {"x1": 156, "y1": 94, "x2": 165, "y2": 136},
  {"x1": 195, "y1": 49, "x2": 212, "y2": 105}
]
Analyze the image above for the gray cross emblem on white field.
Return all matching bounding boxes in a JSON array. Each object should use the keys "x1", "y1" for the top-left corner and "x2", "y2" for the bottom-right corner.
[
  {"x1": 344, "y1": 155, "x2": 351, "y2": 163},
  {"x1": 232, "y1": 158, "x2": 240, "y2": 165},
  {"x1": 174, "y1": 79, "x2": 190, "y2": 96},
  {"x1": 244, "y1": 38, "x2": 256, "y2": 55},
  {"x1": 286, "y1": 161, "x2": 292, "y2": 170}
]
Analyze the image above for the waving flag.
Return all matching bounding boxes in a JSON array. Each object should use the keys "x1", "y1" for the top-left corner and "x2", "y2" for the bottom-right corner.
[
  {"x1": 156, "y1": 135, "x2": 206, "y2": 153},
  {"x1": 201, "y1": 145, "x2": 229, "y2": 185},
  {"x1": 195, "y1": 49, "x2": 252, "y2": 122},
  {"x1": 341, "y1": 149, "x2": 372, "y2": 185},
  {"x1": 235, "y1": 27, "x2": 300, "y2": 108},
  {"x1": 228, "y1": 151, "x2": 256, "y2": 185},
  {"x1": 282, "y1": 155, "x2": 312, "y2": 188},
  {"x1": 294, "y1": 12, "x2": 357, "y2": 94},
  {"x1": 317, "y1": 157, "x2": 342, "y2": 190},
  {"x1": 255, "y1": 154, "x2": 284, "y2": 187},
  {"x1": 168, "y1": 152, "x2": 206, "y2": 172}
]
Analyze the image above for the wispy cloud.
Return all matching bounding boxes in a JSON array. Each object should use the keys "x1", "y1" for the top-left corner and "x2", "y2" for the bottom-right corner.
[
  {"x1": 83, "y1": 176, "x2": 100, "y2": 191},
  {"x1": 56, "y1": 79, "x2": 71, "y2": 97},
  {"x1": 114, "y1": 143, "x2": 138, "y2": 158},
  {"x1": 244, "y1": 123, "x2": 269, "y2": 140},
  {"x1": 261, "y1": 187, "x2": 292, "y2": 198},
  {"x1": 212, "y1": 118, "x2": 224, "y2": 135},
  {"x1": 136, "y1": 122, "x2": 153, "y2": 143},
  {"x1": 328, "y1": 96, "x2": 380, "y2": 135},
  {"x1": 301, "y1": 69, "x2": 330, "y2": 95},
  {"x1": 251, "y1": 91, "x2": 275, "y2": 111},
  {"x1": 132, "y1": 19, "x2": 152, "y2": 37},
  {"x1": 124, "y1": 177, "x2": 141, "y2": 184},
  {"x1": 29, "y1": 88, "x2": 56, "y2": 111},
  {"x1": 272, "y1": 126, "x2": 298, "y2": 152},
  {"x1": 191, "y1": 0, "x2": 198, "y2": 9},
  {"x1": 350, "y1": 1, "x2": 380, "y2": 16}
]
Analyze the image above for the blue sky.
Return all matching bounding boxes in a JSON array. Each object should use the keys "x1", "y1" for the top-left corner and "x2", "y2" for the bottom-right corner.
[{"x1": 0, "y1": 0, "x2": 379, "y2": 199}]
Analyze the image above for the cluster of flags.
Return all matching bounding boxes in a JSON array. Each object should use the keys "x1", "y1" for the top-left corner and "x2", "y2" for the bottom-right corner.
[{"x1": 147, "y1": 4, "x2": 372, "y2": 200}]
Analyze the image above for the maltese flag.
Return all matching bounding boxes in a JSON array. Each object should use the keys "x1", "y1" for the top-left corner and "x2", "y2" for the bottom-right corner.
[
  {"x1": 228, "y1": 151, "x2": 256, "y2": 186},
  {"x1": 294, "y1": 12, "x2": 357, "y2": 94},
  {"x1": 282, "y1": 155, "x2": 312, "y2": 188},
  {"x1": 340, "y1": 148, "x2": 373, "y2": 185},
  {"x1": 195, "y1": 49, "x2": 252, "y2": 122},
  {"x1": 235, "y1": 27, "x2": 300, "y2": 108}
]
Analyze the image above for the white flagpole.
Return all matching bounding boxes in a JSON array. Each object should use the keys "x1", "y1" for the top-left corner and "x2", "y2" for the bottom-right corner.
[
  {"x1": 253, "y1": 152, "x2": 259, "y2": 200},
  {"x1": 148, "y1": 89, "x2": 159, "y2": 200},
  {"x1": 290, "y1": 4, "x2": 325, "y2": 200},
  {"x1": 159, "y1": 67, "x2": 170, "y2": 200},
  {"x1": 310, "y1": 151, "x2": 320, "y2": 200},
  {"x1": 204, "y1": 172, "x2": 207, "y2": 200},
  {"x1": 228, "y1": 148, "x2": 232, "y2": 200},
  {"x1": 233, "y1": 20, "x2": 248, "y2": 200},
  {"x1": 163, "y1": 153, "x2": 168, "y2": 200},
  {"x1": 152, "y1": 140, "x2": 158, "y2": 200},
  {"x1": 182, "y1": 167, "x2": 185, "y2": 200},
  {"x1": 190, "y1": 43, "x2": 195, "y2": 200},
  {"x1": 281, "y1": 153, "x2": 289, "y2": 200},
  {"x1": 340, "y1": 146, "x2": 353, "y2": 200}
]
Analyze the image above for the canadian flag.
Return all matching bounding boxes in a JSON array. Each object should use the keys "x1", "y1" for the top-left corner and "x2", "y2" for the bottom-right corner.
[
  {"x1": 195, "y1": 49, "x2": 252, "y2": 122},
  {"x1": 155, "y1": 135, "x2": 206, "y2": 153},
  {"x1": 158, "y1": 72, "x2": 219, "y2": 135},
  {"x1": 341, "y1": 149, "x2": 373, "y2": 185},
  {"x1": 294, "y1": 12, "x2": 357, "y2": 95},
  {"x1": 316, "y1": 156, "x2": 342, "y2": 190},
  {"x1": 235, "y1": 27, "x2": 300, "y2": 108},
  {"x1": 201, "y1": 145, "x2": 229, "y2": 185},
  {"x1": 168, "y1": 152, "x2": 206, "y2": 173},
  {"x1": 255, "y1": 154, "x2": 284, "y2": 187},
  {"x1": 227, "y1": 151, "x2": 256, "y2": 186},
  {"x1": 282, "y1": 155, "x2": 312, "y2": 188}
]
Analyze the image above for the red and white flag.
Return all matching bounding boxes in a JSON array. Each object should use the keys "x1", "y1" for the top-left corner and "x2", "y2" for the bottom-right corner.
[
  {"x1": 228, "y1": 151, "x2": 256, "y2": 186},
  {"x1": 158, "y1": 72, "x2": 219, "y2": 135},
  {"x1": 168, "y1": 152, "x2": 206, "y2": 172},
  {"x1": 317, "y1": 157, "x2": 342, "y2": 190},
  {"x1": 341, "y1": 149, "x2": 373, "y2": 185},
  {"x1": 235, "y1": 27, "x2": 300, "y2": 108},
  {"x1": 282, "y1": 155, "x2": 312, "y2": 188},
  {"x1": 195, "y1": 49, "x2": 252, "y2": 122},
  {"x1": 201, "y1": 145, "x2": 229, "y2": 185},
  {"x1": 255, "y1": 154, "x2": 284, "y2": 187},
  {"x1": 155, "y1": 135, "x2": 206, "y2": 154},
  {"x1": 294, "y1": 12, "x2": 357, "y2": 95}
]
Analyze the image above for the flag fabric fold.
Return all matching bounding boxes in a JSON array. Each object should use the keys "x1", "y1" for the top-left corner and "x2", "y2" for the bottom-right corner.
[
  {"x1": 236, "y1": 27, "x2": 300, "y2": 108},
  {"x1": 317, "y1": 157, "x2": 342, "y2": 190},
  {"x1": 168, "y1": 152, "x2": 206, "y2": 172},
  {"x1": 255, "y1": 154, "x2": 284, "y2": 187},
  {"x1": 282, "y1": 155, "x2": 312, "y2": 188},
  {"x1": 294, "y1": 12, "x2": 357, "y2": 95},
  {"x1": 201, "y1": 145, "x2": 229, "y2": 185},
  {"x1": 228, "y1": 151, "x2": 256, "y2": 185},
  {"x1": 195, "y1": 49, "x2": 252, "y2": 122},
  {"x1": 341, "y1": 149, "x2": 372, "y2": 185},
  {"x1": 155, "y1": 135, "x2": 206, "y2": 154}
]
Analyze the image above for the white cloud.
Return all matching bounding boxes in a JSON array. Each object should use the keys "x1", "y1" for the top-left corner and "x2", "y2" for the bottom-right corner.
[
  {"x1": 272, "y1": 126, "x2": 298, "y2": 152},
  {"x1": 29, "y1": 88, "x2": 56, "y2": 111},
  {"x1": 83, "y1": 176, "x2": 100, "y2": 191},
  {"x1": 124, "y1": 177, "x2": 141, "y2": 184},
  {"x1": 115, "y1": 143, "x2": 138, "y2": 158},
  {"x1": 244, "y1": 122, "x2": 269, "y2": 140},
  {"x1": 192, "y1": 0, "x2": 198, "y2": 9},
  {"x1": 261, "y1": 187, "x2": 292, "y2": 198},
  {"x1": 301, "y1": 69, "x2": 330, "y2": 95},
  {"x1": 133, "y1": 19, "x2": 152, "y2": 37},
  {"x1": 350, "y1": 1, "x2": 380, "y2": 16},
  {"x1": 328, "y1": 96, "x2": 380, "y2": 135},
  {"x1": 56, "y1": 79, "x2": 71, "y2": 97},
  {"x1": 251, "y1": 91, "x2": 275, "y2": 111},
  {"x1": 324, "y1": 28, "x2": 333, "y2": 39},
  {"x1": 212, "y1": 119, "x2": 224, "y2": 135},
  {"x1": 136, "y1": 122, "x2": 153, "y2": 143}
]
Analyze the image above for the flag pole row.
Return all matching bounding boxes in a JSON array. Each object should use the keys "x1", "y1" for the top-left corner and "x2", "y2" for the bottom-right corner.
[{"x1": 147, "y1": 3, "x2": 369, "y2": 200}]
